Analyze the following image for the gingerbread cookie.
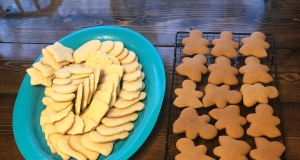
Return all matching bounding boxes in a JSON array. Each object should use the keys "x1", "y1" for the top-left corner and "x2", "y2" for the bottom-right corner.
[
  {"x1": 246, "y1": 104, "x2": 281, "y2": 138},
  {"x1": 240, "y1": 83, "x2": 279, "y2": 107},
  {"x1": 239, "y1": 56, "x2": 273, "y2": 84},
  {"x1": 175, "y1": 54, "x2": 208, "y2": 82},
  {"x1": 182, "y1": 30, "x2": 210, "y2": 55},
  {"x1": 250, "y1": 137, "x2": 285, "y2": 160},
  {"x1": 176, "y1": 138, "x2": 215, "y2": 160},
  {"x1": 239, "y1": 32, "x2": 270, "y2": 58},
  {"x1": 173, "y1": 80, "x2": 204, "y2": 108},
  {"x1": 211, "y1": 31, "x2": 239, "y2": 58},
  {"x1": 213, "y1": 136, "x2": 251, "y2": 160},
  {"x1": 202, "y1": 84, "x2": 242, "y2": 108},
  {"x1": 173, "y1": 107, "x2": 217, "y2": 140},
  {"x1": 208, "y1": 56, "x2": 238, "y2": 85},
  {"x1": 209, "y1": 105, "x2": 247, "y2": 138}
]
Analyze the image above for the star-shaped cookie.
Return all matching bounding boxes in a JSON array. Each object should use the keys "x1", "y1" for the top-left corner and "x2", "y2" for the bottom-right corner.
[
  {"x1": 26, "y1": 68, "x2": 54, "y2": 87},
  {"x1": 46, "y1": 42, "x2": 74, "y2": 63}
]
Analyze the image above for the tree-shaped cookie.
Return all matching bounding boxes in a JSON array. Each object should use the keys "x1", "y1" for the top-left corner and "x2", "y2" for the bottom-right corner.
[
  {"x1": 173, "y1": 80, "x2": 204, "y2": 108},
  {"x1": 176, "y1": 138, "x2": 215, "y2": 160},
  {"x1": 202, "y1": 84, "x2": 242, "y2": 108},
  {"x1": 246, "y1": 104, "x2": 281, "y2": 138},
  {"x1": 182, "y1": 30, "x2": 210, "y2": 55},
  {"x1": 209, "y1": 105, "x2": 247, "y2": 138},
  {"x1": 250, "y1": 137, "x2": 285, "y2": 160},
  {"x1": 211, "y1": 31, "x2": 239, "y2": 58},
  {"x1": 208, "y1": 56, "x2": 238, "y2": 85},
  {"x1": 239, "y1": 56, "x2": 273, "y2": 84},
  {"x1": 240, "y1": 83, "x2": 278, "y2": 107},
  {"x1": 173, "y1": 107, "x2": 217, "y2": 140},
  {"x1": 213, "y1": 136, "x2": 251, "y2": 160},
  {"x1": 175, "y1": 54, "x2": 208, "y2": 82},
  {"x1": 239, "y1": 32, "x2": 270, "y2": 58}
]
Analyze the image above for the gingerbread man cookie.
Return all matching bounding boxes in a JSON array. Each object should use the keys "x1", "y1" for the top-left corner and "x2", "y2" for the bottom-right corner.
[
  {"x1": 213, "y1": 136, "x2": 251, "y2": 160},
  {"x1": 239, "y1": 56, "x2": 273, "y2": 84},
  {"x1": 208, "y1": 56, "x2": 239, "y2": 85},
  {"x1": 182, "y1": 30, "x2": 210, "y2": 55},
  {"x1": 202, "y1": 84, "x2": 242, "y2": 108},
  {"x1": 176, "y1": 138, "x2": 215, "y2": 160},
  {"x1": 240, "y1": 83, "x2": 278, "y2": 107},
  {"x1": 246, "y1": 104, "x2": 281, "y2": 138},
  {"x1": 174, "y1": 80, "x2": 204, "y2": 108},
  {"x1": 175, "y1": 54, "x2": 208, "y2": 82},
  {"x1": 250, "y1": 137, "x2": 285, "y2": 160},
  {"x1": 209, "y1": 105, "x2": 247, "y2": 138},
  {"x1": 239, "y1": 32, "x2": 270, "y2": 58},
  {"x1": 211, "y1": 31, "x2": 239, "y2": 58},
  {"x1": 173, "y1": 107, "x2": 217, "y2": 140}
]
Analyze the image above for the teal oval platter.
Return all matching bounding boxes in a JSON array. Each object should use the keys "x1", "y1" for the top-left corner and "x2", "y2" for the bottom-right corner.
[{"x1": 13, "y1": 26, "x2": 166, "y2": 160}]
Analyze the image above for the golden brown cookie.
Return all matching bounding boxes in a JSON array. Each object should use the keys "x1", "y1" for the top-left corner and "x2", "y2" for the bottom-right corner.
[
  {"x1": 246, "y1": 104, "x2": 281, "y2": 138},
  {"x1": 176, "y1": 138, "x2": 215, "y2": 160},
  {"x1": 211, "y1": 31, "x2": 239, "y2": 58},
  {"x1": 173, "y1": 80, "x2": 204, "y2": 108},
  {"x1": 175, "y1": 54, "x2": 208, "y2": 82},
  {"x1": 202, "y1": 84, "x2": 242, "y2": 108},
  {"x1": 250, "y1": 137, "x2": 285, "y2": 160},
  {"x1": 182, "y1": 30, "x2": 210, "y2": 55},
  {"x1": 213, "y1": 136, "x2": 251, "y2": 160},
  {"x1": 240, "y1": 83, "x2": 279, "y2": 107},
  {"x1": 209, "y1": 105, "x2": 247, "y2": 138},
  {"x1": 239, "y1": 56, "x2": 273, "y2": 84},
  {"x1": 173, "y1": 107, "x2": 217, "y2": 140},
  {"x1": 239, "y1": 32, "x2": 270, "y2": 58},
  {"x1": 208, "y1": 56, "x2": 238, "y2": 85}
]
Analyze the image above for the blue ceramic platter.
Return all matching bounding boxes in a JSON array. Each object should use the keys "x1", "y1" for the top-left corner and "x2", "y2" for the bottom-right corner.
[{"x1": 13, "y1": 26, "x2": 166, "y2": 160}]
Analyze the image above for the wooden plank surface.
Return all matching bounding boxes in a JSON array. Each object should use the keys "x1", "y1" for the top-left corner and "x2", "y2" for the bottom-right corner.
[
  {"x1": 1, "y1": 0, "x2": 300, "y2": 159},
  {"x1": 0, "y1": 0, "x2": 300, "y2": 48}
]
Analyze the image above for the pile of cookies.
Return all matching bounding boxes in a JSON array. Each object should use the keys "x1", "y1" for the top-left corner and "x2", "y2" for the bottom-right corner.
[
  {"x1": 27, "y1": 40, "x2": 146, "y2": 159},
  {"x1": 173, "y1": 30, "x2": 285, "y2": 159}
]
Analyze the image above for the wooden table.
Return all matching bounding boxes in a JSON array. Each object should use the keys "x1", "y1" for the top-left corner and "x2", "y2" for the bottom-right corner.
[{"x1": 1, "y1": 0, "x2": 300, "y2": 159}]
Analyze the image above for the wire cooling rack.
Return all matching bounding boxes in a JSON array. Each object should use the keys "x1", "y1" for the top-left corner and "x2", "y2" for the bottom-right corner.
[{"x1": 164, "y1": 32, "x2": 286, "y2": 160}]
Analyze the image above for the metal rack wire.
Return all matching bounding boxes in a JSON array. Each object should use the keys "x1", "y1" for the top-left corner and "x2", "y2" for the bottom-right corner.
[{"x1": 164, "y1": 32, "x2": 286, "y2": 160}]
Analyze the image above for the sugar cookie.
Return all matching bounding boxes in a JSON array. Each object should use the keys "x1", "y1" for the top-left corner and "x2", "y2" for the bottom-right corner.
[
  {"x1": 106, "y1": 102, "x2": 145, "y2": 118},
  {"x1": 182, "y1": 30, "x2": 210, "y2": 55},
  {"x1": 50, "y1": 92, "x2": 75, "y2": 102},
  {"x1": 69, "y1": 135, "x2": 100, "y2": 160},
  {"x1": 96, "y1": 122, "x2": 134, "y2": 136},
  {"x1": 89, "y1": 131, "x2": 129, "y2": 143},
  {"x1": 73, "y1": 39, "x2": 101, "y2": 63},
  {"x1": 98, "y1": 40, "x2": 114, "y2": 53},
  {"x1": 211, "y1": 31, "x2": 239, "y2": 58},
  {"x1": 33, "y1": 61, "x2": 55, "y2": 78},
  {"x1": 175, "y1": 54, "x2": 208, "y2": 82},
  {"x1": 176, "y1": 138, "x2": 214, "y2": 160},
  {"x1": 108, "y1": 41, "x2": 124, "y2": 56},
  {"x1": 173, "y1": 107, "x2": 217, "y2": 140},
  {"x1": 114, "y1": 92, "x2": 146, "y2": 109},
  {"x1": 81, "y1": 133, "x2": 114, "y2": 156},
  {"x1": 46, "y1": 42, "x2": 74, "y2": 63},
  {"x1": 57, "y1": 135, "x2": 86, "y2": 160},
  {"x1": 26, "y1": 68, "x2": 54, "y2": 87}
]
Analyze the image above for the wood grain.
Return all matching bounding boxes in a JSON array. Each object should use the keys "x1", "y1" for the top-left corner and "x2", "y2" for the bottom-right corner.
[{"x1": 0, "y1": 0, "x2": 300, "y2": 48}]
